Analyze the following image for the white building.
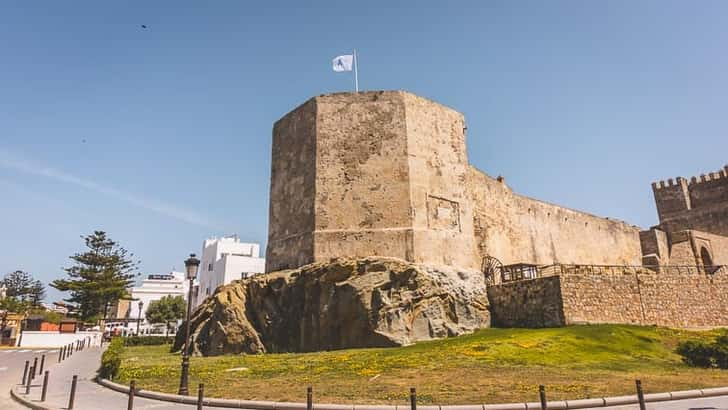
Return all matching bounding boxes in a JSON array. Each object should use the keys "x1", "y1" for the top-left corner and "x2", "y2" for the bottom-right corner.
[
  {"x1": 127, "y1": 271, "x2": 195, "y2": 329},
  {"x1": 194, "y1": 236, "x2": 265, "y2": 308}
]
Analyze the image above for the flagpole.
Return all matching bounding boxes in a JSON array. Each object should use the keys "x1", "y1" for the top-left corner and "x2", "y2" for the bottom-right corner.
[{"x1": 353, "y1": 49, "x2": 359, "y2": 92}]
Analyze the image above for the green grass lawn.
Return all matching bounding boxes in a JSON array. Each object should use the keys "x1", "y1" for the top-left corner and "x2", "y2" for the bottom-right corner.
[{"x1": 117, "y1": 325, "x2": 728, "y2": 404}]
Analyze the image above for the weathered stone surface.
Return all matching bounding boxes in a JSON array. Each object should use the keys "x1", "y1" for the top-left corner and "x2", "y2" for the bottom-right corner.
[{"x1": 174, "y1": 257, "x2": 489, "y2": 355}]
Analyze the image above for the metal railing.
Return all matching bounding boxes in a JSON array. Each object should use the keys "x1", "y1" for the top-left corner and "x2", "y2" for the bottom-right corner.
[{"x1": 499, "y1": 263, "x2": 727, "y2": 283}]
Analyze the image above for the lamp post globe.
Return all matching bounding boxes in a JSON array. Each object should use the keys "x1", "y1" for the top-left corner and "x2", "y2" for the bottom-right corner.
[
  {"x1": 185, "y1": 254, "x2": 200, "y2": 280},
  {"x1": 178, "y1": 253, "x2": 199, "y2": 395}
]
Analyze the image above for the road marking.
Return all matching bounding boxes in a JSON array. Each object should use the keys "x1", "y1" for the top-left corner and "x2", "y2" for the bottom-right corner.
[{"x1": 17, "y1": 349, "x2": 30, "y2": 352}]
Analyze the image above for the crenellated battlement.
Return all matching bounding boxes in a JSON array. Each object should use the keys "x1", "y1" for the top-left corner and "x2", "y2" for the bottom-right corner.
[
  {"x1": 652, "y1": 165, "x2": 728, "y2": 190},
  {"x1": 651, "y1": 164, "x2": 728, "y2": 237}
]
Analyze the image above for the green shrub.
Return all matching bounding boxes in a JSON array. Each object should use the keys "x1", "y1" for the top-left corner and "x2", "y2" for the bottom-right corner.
[
  {"x1": 676, "y1": 340, "x2": 714, "y2": 367},
  {"x1": 99, "y1": 337, "x2": 124, "y2": 380},
  {"x1": 123, "y1": 335, "x2": 171, "y2": 347}
]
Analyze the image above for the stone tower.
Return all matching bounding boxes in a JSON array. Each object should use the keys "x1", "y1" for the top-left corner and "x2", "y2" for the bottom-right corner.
[
  {"x1": 265, "y1": 91, "x2": 478, "y2": 272},
  {"x1": 652, "y1": 165, "x2": 728, "y2": 237}
]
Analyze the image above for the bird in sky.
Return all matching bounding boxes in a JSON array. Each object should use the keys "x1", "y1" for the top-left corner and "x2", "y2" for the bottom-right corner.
[{"x1": 141, "y1": 25, "x2": 148, "y2": 29}]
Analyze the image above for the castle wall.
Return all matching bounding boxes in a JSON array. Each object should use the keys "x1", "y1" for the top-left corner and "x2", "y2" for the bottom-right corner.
[
  {"x1": 266, "y1": 99, "x2": 317, "y2": 272},
  {"x1": 488, "y1": 272, "x2": 728, "y2": 328},
  {"x1": 560, "y1": 274, "x2": 646, "y2": 325},
  {"x1": 267, "y1": 91, "x2": 724, "y2": 275},
  {"x1": 312, "y1": 92, "x2": 415, "y2": 264},
  {"x1": 486, "y1": 276, "x2": 565, "y2": 327},
  {"x1": 666, "y1": 231, "x2": 698, "y2": 265},
  {"x1": 639, "y1": 229, "x2": 669, "y2": 264},
  {"x1": 468, "y1": 168, "x2": 643, "y2": 266},
  {"x1": 403, "y1": 93, "x2": 479, "y2": 270}
]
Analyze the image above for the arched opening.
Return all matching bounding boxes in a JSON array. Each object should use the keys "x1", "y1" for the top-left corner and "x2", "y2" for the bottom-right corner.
[{"x1": 700, "y1": 247, "x2": 715, "y2": 273}]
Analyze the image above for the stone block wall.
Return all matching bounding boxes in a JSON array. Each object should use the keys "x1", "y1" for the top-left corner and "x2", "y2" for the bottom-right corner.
[
  {"x1": 559, "y1": 274, "x2": 644, "y2": 325},
  {"x1": 487, "y1": 276, "x2": 565, "y2": 328},
  {"x1": 488, "y1": 272, "x2": 728, "y2": 329}
]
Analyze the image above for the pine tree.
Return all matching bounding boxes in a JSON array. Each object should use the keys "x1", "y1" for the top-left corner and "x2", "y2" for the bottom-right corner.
[
  {"x1": 28, "y1": 280, "x2": 46, "y2": 307},
  {"x1": 1, "y1": 270, "x2": 34, "y2": 301},
  {"x1": 51, "y1": 231, "x2": 139, "y2": 322}
]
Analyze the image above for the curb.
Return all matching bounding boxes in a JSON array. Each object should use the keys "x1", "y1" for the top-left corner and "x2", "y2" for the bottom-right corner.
[
  {"x1": 96, "y1": 378, "x2": 728, "y2": 410},
  {"x1": 10, "y1": 387, "x2": 53, "y2": 410}
]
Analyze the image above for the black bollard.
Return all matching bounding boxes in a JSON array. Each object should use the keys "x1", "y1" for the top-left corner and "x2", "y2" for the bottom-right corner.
[
  {"x1": 40, "y1": 354, "x2": 46, "y2": 373},
  {"x1": 58, "y1": 347, "x2": 63, "y2": 363},
  {"x1": 61, "y1": 346, "x2": 65, "y2": 361},
  {"x1": 410, "y1": 387, "x2": 417, "y2": 410},
  {"x1": 127, "y1": 380, "x2": 135, "y2": 410},
  {"x1": 68, "y1": 375, "x2": 78, "y2": 410},
  {"x1": 25, "y1": 366, "x2": 33, "y2": 394},
  {"x1": 539, "y1": 385, "x2": 547, "y2": 410},
  {"x1": 636, "y1": 379, "x2": 646, "y2": 410},
  {"x1": 32, "y1": 357, "x2": 38, "y2": 379},
  {"x1": 197, "y1": 383, "x2": 204, "y2": 410},
  {"x1": 41, "y1": 370, "x2": 49, "y2": 401},
  {"x1": 21, "y1": 360, "x2": 29, "y2": 385},
  {"x1": 307, "y1": 386, "x2": 313, "y2": 410}
]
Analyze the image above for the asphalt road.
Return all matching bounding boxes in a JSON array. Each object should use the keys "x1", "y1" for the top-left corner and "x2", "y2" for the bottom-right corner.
[{"x1": 0, "y1": 348, "x2": 59, "y2": 409}]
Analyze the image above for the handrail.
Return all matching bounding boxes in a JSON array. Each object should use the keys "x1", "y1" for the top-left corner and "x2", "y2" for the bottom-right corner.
[{"x1": 498, "y1": 263, "x2": 727, "y2": 283}]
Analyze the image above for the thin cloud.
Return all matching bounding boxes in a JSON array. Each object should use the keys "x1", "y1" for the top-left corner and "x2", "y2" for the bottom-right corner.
[{"x1": 0, "y1": 150, "x2": 217, "y2": 229}]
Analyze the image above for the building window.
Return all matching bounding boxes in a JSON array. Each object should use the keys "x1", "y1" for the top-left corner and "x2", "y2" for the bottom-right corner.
[{"x1": 208, "y1": 263, "x2": 213, "y2": 271}]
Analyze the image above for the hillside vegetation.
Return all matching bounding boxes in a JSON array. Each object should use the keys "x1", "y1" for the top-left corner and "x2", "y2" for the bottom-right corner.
[{"x1": 117, "y1": 325, "x2": 728, "y2": 404}]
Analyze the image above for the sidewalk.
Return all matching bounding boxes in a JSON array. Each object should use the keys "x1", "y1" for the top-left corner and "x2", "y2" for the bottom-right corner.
[{"x1": 11, "y1": 346, "x2": 196, "y2": 410}]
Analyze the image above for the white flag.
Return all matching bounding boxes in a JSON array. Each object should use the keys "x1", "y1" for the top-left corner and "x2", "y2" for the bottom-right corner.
[{"x1": 332, "y1": 55, "x2": 353, "y2": 72}]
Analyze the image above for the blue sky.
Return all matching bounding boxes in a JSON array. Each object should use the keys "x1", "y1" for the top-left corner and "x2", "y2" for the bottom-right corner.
[{"x1": 1, "y1": 1, "x2": 726, "y2": 302}]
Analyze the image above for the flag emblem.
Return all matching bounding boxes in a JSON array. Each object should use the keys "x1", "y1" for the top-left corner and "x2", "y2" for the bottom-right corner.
[{"x1": 332, "y1": 55, "x2": 354, "y2": 72}]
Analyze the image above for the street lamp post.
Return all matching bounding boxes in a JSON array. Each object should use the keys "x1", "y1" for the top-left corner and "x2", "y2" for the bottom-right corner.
[
  {"x1": 136, "y1": 300, "x2": 144, "y2": 335},
  {"x1": 178, "y1": 253, "x2": 199, "y2": 396}
]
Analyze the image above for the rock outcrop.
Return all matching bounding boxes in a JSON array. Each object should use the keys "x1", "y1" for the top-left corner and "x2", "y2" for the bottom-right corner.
[{"x1": 173, "y1": 257, "x2": 489, "y2": 356}]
